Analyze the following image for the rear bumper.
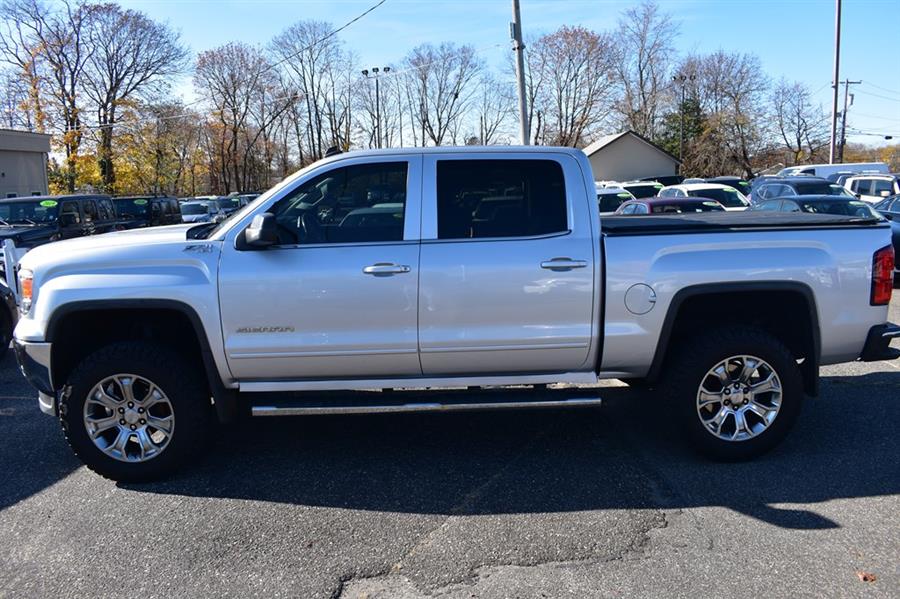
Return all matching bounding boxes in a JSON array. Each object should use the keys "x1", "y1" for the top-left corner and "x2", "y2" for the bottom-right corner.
[{"x1": 859, "y1": 323, "x2": 900, "y2": 362}]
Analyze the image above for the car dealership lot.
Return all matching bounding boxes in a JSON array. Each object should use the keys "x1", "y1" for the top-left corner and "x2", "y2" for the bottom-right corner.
[{"x1": 1, "y1": 298, "x2": 898, "y2": 598}]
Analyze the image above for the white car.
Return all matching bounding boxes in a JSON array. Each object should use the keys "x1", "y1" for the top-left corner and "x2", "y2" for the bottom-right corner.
[
  {"x1": 658, "y1": 183, "x2": 751, "y2": 211},
  {"x1": 595, "y1": 184, "x2": 634, "y2": 214},
  {"x1": 844, "y1": 174, "x2": 900, "y2": 204}
]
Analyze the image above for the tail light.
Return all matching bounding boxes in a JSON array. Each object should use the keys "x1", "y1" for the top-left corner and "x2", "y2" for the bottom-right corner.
[{"x1": 871, "y1": 245, "x2": 894, "y2": 306}]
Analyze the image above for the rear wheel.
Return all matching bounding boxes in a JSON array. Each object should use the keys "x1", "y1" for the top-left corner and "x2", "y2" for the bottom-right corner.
[
  {"x1": 663, "y1": 326, "x2": 803, "y2": 461},
  {"x1": 59, "y1": 341, "x2": 212, "y2": 482}
]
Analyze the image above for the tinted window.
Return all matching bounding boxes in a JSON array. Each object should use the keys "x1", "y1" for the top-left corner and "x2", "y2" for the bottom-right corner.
[
  {"x1": 685, "y1": 187, "x2": 748, "y2": 208},
  {"x1": 60, "y1": 201, "x2": 81, "y2": 225},
  {"x1": 755, "y1": 200, "x2": 781, "y2": 211},
  {"x1": 633, "y1": 203, "x2": 649, "y2": 214},
  {"x1": 82, "y1": 200, "x2": 98, "y2": 222},
  {"x1": 793, "y1": 182, "x2": 851, "y2": 196},
  {"x1": 623, "y1": 183, "x2": 663, "y2": 199},
  {"x1": 651, "y1": 201, "x2": 723, "y2": 214},
  {"x1": 436, "y1": 159, "x2": 567, "y2": 240},
  {"x1": 796, "y1": 199, "x2": 877, "y2": 217},
  {"x1": 0, "y1": 199, "x2": 60, "y2": 223},
  {"x1": 598, "y1": 191, "x2": 629, "y2": 212},
  {"x1": 872, "y1": 179, "x2": 895, "y2": 195},
  {"x1": 97, "y1": 199, "x2": 113, "y2": 220},
  {"x1": 270, "y1": 161, "x2": 408, "y2": 245}
]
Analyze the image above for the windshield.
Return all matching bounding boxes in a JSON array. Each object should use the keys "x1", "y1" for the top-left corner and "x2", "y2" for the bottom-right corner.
[
  {"x1": 686, "y1": 187, "x2": 748, "y2": 208},
  {"x1": 215, "y1": 198, "x2": 241, "y2": 210},
  {"x1": 181, "y1": 202, "x2": 211, "y2": 215},
  {"x1": 0, "y1": 199, "x2": 60, "y2": 224},
  {"x1": 113, "y1": 198, "x2": 150, "y2": 218},
  {"x1": 623, "y1": 183, "x2": 663, "y2": 199},
  {"x1": 797, "y1": 199, "x2": 879, "y2": 218},
  {"x1": 794, "y1": 182, "x2": 853, "y2": 196},
  {"x1": 598, "y1": 191, "x2": 632, "y2": 212}
]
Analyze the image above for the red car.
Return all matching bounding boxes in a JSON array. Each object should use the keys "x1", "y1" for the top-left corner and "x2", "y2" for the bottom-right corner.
[{"x1": 614, "y1": 197, "x2": 726, "y2": 215}]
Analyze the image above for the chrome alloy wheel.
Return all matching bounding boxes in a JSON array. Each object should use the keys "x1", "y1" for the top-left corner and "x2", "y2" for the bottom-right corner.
[
  {"x1": 696, "y1": 355, "x2": 782, "y2": 442},
  {"x1": 82, "y1": 374, "x2": 175, "y2": 462}
]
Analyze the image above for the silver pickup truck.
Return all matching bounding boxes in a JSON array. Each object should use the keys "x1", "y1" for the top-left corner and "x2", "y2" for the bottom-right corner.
[{"x1": 12, "y1": 147, "x2": 900, "y2": 481}]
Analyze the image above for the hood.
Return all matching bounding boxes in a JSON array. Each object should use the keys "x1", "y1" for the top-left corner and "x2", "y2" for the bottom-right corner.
[
  {"x1": 0, "y1": 224, "x2": 55, "y2": 247},
  {"x1": 19, "y1": 224, "x2": 201, "y2": 271}
]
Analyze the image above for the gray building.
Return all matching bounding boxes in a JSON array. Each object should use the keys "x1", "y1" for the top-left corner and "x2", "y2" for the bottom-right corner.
[
  {"x1": 0, "y1": 128, "x2": 51, "y2": 198},
  {"x1": 582, "y1": 130, "x2": 681, "y2": 182}
]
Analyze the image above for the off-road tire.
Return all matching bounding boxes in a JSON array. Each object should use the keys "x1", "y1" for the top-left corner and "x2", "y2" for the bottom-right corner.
[
  {"x1": 59, "y1": 341, "x2": 212, "y2": 482},
  {"x1": 662, "y1": 325, "x2": 803, "y2": 461}
]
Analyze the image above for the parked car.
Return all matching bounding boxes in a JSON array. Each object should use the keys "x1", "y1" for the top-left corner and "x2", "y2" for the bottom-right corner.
[
  {"x1": 596, "y1": 185, "x2": 635, "y2": 213},
  {"x1": 706, "y1": 176, "x2": 752, "y2": 198},
  {"x1": 777, "y1": 162, "x2": 888, "y2": 178},
  {"x1": 0, "y1": 278, "x2": 15, "y2": 360},
  {"x1": 752, "y1": 195, "x2": 880, "y2": 217},
  {"x1": 620, "y1": 180, "x2": 665, "y2": 199},
  {"x1": 658, "y1": 183, "x2": 750, "y2": 211},
  {"x1": 844, "y1": 174, "x2": 900, "y2": 204},
  {"x1": 681, "y1": 177, "x2": 706, "y2": 184},
  {"x1": 638, "y1": 175, "x2": 684, "y2": 186},
  {"x1": 212, "y1": 196, "x2": 250, "y2": 216},
  {"x1": 12, "y1": 146, "x2": 898, "y2": 481},
  {"x1": 874, "y1": 195, "x2": 900, "y2": 220},
  {"x1": 754, "y1": 177, "x2": 854, "y2": 202},
  {"x1": 0, "y1": 194, "x2": 120, "y2": 253},
  {"x1": 824, "y1": 171, "x2": 856, "y2": 184},
  {"x1": 614, "y1": 197, "x2": 726, "y2": 215},
  {"x1": 179, "y1": 200, "x2": 222, "y2": 223},
  {"x1": 113, "y1": 196, "x2": 181, "y2": 229}
]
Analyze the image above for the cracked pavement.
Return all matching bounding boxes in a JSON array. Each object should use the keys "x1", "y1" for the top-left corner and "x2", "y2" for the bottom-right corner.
[{"x1": 1, "y1": 298, "x2": 898, "y2": 598}]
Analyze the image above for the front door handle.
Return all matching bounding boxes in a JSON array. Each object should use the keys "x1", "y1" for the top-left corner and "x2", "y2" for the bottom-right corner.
[
  {"x1": 541, "y1": 258, "x2": 588, "y2": 271},
  {"x1": 363, "y1": 263, "x2": 411, "y2": 276}
]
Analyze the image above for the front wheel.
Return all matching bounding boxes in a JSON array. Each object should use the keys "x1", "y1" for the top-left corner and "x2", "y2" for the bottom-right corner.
[
  {"x1": 59, "y1": 341, "x2": 212, "y2": 482},
  {"x1": 662, "y1": 326, "x2": 803, "y2": 461}
]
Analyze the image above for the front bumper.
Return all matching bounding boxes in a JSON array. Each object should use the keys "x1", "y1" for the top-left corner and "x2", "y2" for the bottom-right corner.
[
  {"x1": 13, "y1": 339, "x2": 56, "y2": 414},
  {"x1": 859, "y1": 323, "x2": 900, "y2": 362}
]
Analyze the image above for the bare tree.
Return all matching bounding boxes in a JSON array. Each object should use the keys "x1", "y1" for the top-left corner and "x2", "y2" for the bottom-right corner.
[
  {"x1": 403, "y1": 43, "x2": 481, "y2": 146},
  {"x1": 771, "y1": 78, "x2": 829, "y2": 164},
  {"x1": 1, "y1": 0, "x2": 94, "y2": 191},
  {"x1": 614, "y1": 1, "x2": 678, "y2": 139},
  {"x1": 526, "y1": 26, "x2": 616, "y2": 147},
  {"x1": 82, "y1": 3, "x2": 187, "y2": 190},
  {"x1": 473, "y1": 75, "x2": 513, "y2": 144}
]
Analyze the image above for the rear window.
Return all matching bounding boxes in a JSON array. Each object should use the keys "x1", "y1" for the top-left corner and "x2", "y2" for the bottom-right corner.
[
  {"x1": 598, "y1": 191, "x2": 632, "y2": 212},
  {"x1": 622, "y1": 183, "x2": 663, "y2": 199},
  {"x1": 685, "y1": 187, "x2": 748, "y2": 208},
  {"x1": 651, "y1": 201, "x2": 724, "y2": 214},
  {"x1": 436, "y1": 159, "x2": 568, "y2": 239},
  {"x1": 794, "y1": 182, "x2": 853, "y2": 196},
  {"x1": 181, "y1": 203, "x2": 210, "y2": 215},
  {"x1": 797, "y1": 200, "x2": 877, "y2": 217},
  {"x1": 114, "y1": 198, "x2": 150, "y2": 218}
]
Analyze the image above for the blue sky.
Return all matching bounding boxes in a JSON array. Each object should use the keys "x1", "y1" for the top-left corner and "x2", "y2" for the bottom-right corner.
[{"x1": 125, "y1": 0, "x2": 900, "y2": 146}]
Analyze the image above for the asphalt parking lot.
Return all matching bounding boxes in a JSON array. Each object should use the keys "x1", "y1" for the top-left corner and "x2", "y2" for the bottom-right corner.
[{"x1": 1, "y1": 300, "x2": 898, "y2": 598}]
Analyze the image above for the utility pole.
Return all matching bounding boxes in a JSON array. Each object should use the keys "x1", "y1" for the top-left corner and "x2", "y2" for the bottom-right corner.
[
  {"x1": 838, "y1": 79, "x2": 861, "y2": 163},
  {"x1": 828, "y1": 0, "x2": 842, "y2": 164},
  {"x1": 511, "y1": 0, "x2": 529, "y2": 145}
]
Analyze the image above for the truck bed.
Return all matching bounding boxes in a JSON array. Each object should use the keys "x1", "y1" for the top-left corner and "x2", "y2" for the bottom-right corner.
[{"x1": 602, "y1": 211, "x2": 888, "y2": 236}]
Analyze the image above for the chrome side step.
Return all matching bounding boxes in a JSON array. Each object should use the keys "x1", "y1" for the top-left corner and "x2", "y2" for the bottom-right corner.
[{"x1": 251, "y1": 395, "x2": 602, "y2": 417}]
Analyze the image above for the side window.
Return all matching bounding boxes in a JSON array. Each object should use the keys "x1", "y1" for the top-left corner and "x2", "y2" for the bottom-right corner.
[
  {"x1": 270, "y1": 161, "x2": 408, "y2": 245},
  {"x1": 783, "y1": 201, "x2": 801, "y2": 212},
  {"x1": 151, "y1": 201, "x2": 162, "y2": 217},
  {"x1": 756, "y1": 200, "x2": 779, "y2": 211},
  {"x1": 60, "y1": 201, "x2": 81, "y2": 225},
  {"x1": 620, "y1": 204, "x2": 635, "y2": 214},
  {"x1": 850, "y1": 179, "x2": 865, "y2": 193},
  {"x1": 82, "y1": 200, "x2": 98, "y2": 222},
  {"x1": 436, "y1": 159, "x2": 567, "y2": 239},
  {"x1": 780, "y1": 185, "x2": 796, "y2": 196},
  {"x1": 872, "y1": 179, "x2": 893, "y2": 196},
  {"x1": 757, "y1": 185, "x2": 772, "y2": 199},
  {"x1": 658, "y1": 188, "x2": 673, "y2": 198},
  {"x1": 97, "y1": 199, "x2": 112, "y2": 220},
  {"x1": 633, "y1": 203, "x2": 649, "y2": 214}
]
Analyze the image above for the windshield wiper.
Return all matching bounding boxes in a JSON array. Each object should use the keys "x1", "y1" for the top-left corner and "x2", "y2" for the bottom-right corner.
[{"x1": 0, "y1": 217, "x2": 9, "y2": 226}]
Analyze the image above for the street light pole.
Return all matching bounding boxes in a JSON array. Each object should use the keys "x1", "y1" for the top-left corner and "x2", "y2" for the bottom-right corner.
[
  {"x1": 362, "y1": 66, "x2": 391, "y2": 149},
  {"x1": 828, "y1": 0, "x2": 842, "y2": 164},
  {"x1": 673, "y1": 74, "x2": 693, "y2": 163}
]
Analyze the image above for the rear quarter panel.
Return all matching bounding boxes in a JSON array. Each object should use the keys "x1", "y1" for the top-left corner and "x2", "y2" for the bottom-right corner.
[{"x1": 600, "y1": 226, "x2": 892, "y2": 377}]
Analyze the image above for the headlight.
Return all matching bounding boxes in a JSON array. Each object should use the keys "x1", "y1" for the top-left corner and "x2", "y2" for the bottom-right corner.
[{"x1": 18, "y1": 268, "x2": 33, "y2": 313}]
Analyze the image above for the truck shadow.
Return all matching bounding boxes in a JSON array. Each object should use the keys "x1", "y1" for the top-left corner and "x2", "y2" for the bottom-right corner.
[{"x1": 126, "y1": 371, "x2": 900, "y2": 531}]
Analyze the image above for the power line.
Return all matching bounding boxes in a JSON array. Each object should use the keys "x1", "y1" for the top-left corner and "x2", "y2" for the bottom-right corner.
[
  {"x1": 855, "y1": 89, "x2": 900, "y2": 103},
  {"x1": 864, "y1": 82, "x2": 900, "y2": 97}
]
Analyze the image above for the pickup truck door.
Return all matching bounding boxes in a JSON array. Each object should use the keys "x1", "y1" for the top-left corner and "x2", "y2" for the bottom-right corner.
[
  {"x1": 417, "y1": 153, "x2": 597, "y2": 375},
  {"x1": 218, "y1": 155, "x2": 423, "y2": 380}
]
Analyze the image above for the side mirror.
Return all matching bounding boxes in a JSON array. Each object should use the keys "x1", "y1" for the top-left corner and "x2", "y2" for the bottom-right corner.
[{"x1": 243, "y1": 213, "x2": 277, "y2": 248}]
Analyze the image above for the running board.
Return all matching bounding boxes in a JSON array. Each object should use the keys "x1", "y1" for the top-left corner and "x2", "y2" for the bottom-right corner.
[{"x1": 251, "y1": 393, "x2": 603, "y2": 417}]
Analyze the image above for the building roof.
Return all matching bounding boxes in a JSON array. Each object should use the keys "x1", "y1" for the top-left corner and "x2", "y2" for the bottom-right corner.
[
  {"x1": 0, "y1": 128, "x2": 52, "y2": 153},
  {"x1": 581, "y1": 130, "x2": 682, "y2": 165}
]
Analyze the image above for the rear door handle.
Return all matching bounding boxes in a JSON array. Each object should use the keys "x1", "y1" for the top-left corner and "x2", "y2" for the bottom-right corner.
[
  {"x1": 363, "y1": 263, "x2": 411, "y2": 275},
  {"x1": 541, "y1": 258, "x2": 588, "y2": 271}
]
